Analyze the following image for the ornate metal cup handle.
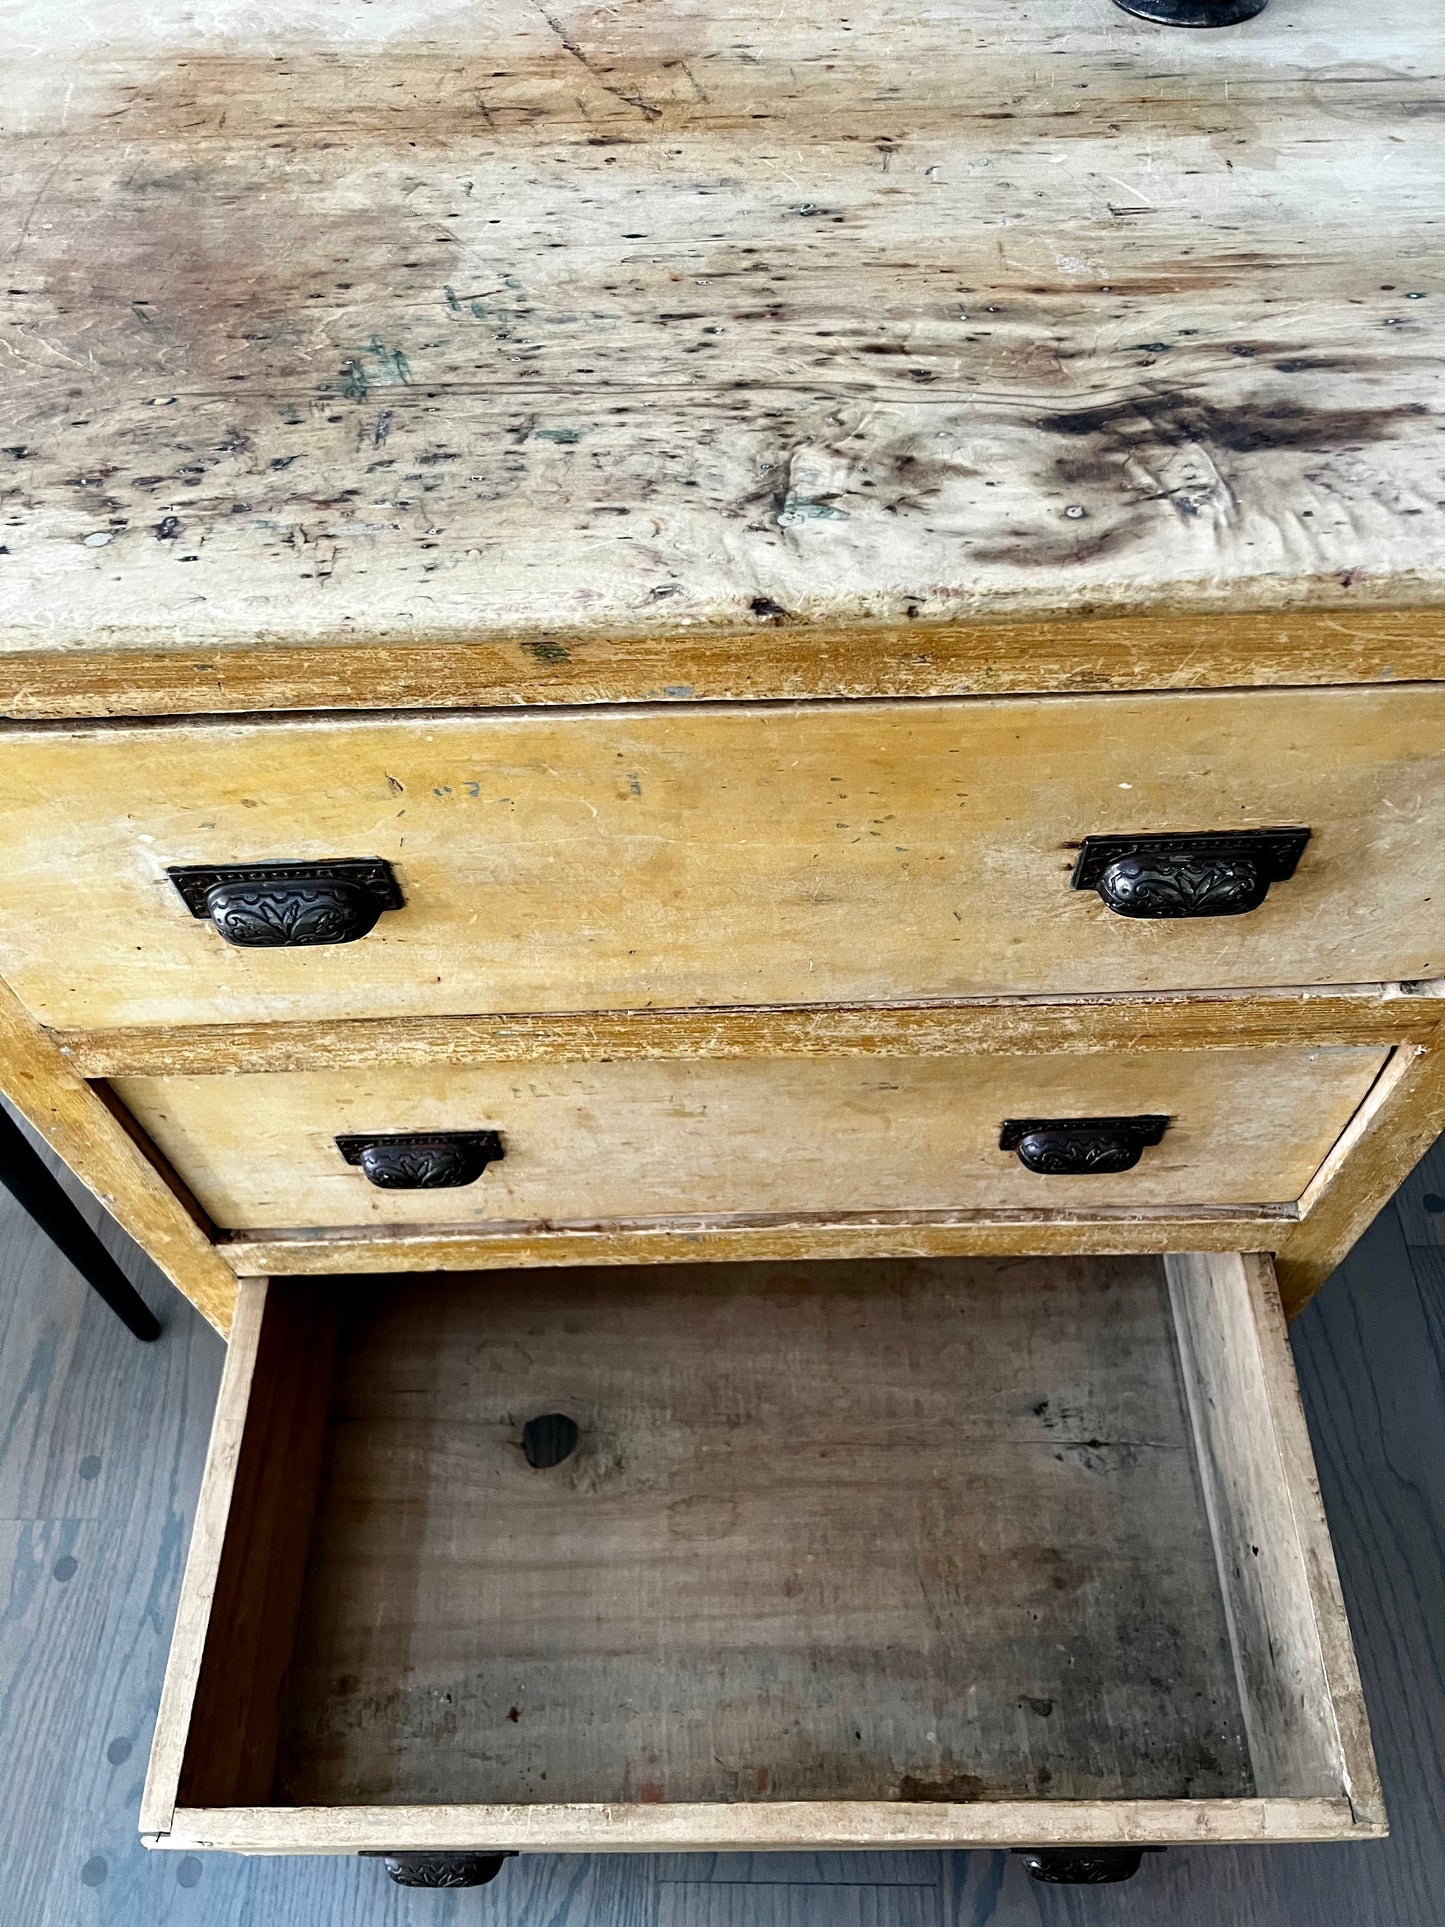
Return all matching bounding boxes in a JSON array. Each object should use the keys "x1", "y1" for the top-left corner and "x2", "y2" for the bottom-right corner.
[
  {"x1": 1071, "y1": 829, "x2": 1309, "y2": 920},
  {"x1": 1113, "y1": 0, "x2": 1269, "y2": 24},
  {"x1": 367, "y1": 1852, "x2": 515, "y2": 1889},
  {"x1": 1000, "y1": 1116, "x2": 1169, "y2": 1176},
  {"x1": 336, "y1": 1130, "x2": 504, "y2": 1190},
  {"x1": 168, "y1": 859, "x2": 404, "y2": 948},
  {"x1": 1013, "y1": 1848, "x2": 1162, "y2": 1885}
]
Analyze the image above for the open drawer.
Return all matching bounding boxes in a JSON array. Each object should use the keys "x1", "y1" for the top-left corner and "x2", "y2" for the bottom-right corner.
[{"x1": 142, "y1": 1251, "x2": 1384, "y2": 1875}]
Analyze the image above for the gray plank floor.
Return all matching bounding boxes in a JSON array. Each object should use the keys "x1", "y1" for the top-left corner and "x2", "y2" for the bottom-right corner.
[{"x1": 3, "y1": 1128, "x2": 1442, "y2": 1926}]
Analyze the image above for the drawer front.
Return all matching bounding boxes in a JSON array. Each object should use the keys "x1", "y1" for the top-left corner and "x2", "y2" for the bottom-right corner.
[
  {"x1": 4, "y1": 684, "x2": 1445, "y2": 1027},
  {"x1": 142, "y1": 1254, "x2": 1382, "y2": 1852},
  {"x1": 111, "y1": 1043, "x2": 1388, "y2": 1230}
]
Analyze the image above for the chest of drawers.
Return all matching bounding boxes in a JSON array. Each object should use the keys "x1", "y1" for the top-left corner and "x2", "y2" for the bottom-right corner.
[{"x1": 2, "y1": 0, "x2": 1441, "y2": 1889}]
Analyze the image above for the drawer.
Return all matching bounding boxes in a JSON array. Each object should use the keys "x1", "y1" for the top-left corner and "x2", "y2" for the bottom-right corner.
[
  {"x1": 141, "y1": 1252, "x2": 1383, "y2": 1861},
  {"x1": 5, "y1": 684, "x2": 1445, "y2": 1028},
  {"x1": 110, "y1": 1042, "x2": 1390, "y2": 1231}
]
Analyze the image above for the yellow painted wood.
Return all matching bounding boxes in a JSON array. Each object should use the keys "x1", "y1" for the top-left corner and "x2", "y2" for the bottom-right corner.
[
  {"x1": 6, "y1": 688, "x2": 1445, "y2": 1027},
  {"x1": 111, "y1": 1044, "x2": 1388, "y2": 1232},
  {"x1": 0, "y1": 978, "x2": 236, "y2": 1333},
  {"x1": 3, "y1": 610, "x2": 1445, "y2": 722},
  {"x1": 51, "y1": 985, "x2": 1445, "y2": 1079},
  {"x1": 2, "y1": 0, "x2": 1443, "y2": 1349},
  {"x1": 1275, "y1": 1042, "x2": 1445, "y2": 1317},
  {"x1": 220, "y1": 1213, "x2": 1294, "y2": 1279}
]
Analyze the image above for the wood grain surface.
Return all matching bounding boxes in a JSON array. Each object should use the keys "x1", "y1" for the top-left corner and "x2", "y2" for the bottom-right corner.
[
  {"x1": 150, "y1": 1253, "x2": 1377, "y2": 1851},
  {"x1": 218, "y1": 1212, "x2": 1299, "y2": 1281},
  {"x1": 0, "y1": 981, "x2": 236, "y2": 1333},
  {"x1": 1, "y1": 1119, "x2": 1442, "y2": 1919},
  {"x1": 3, "y1": 610, "x2": 1445, "y2": 724},
  {"x1": 6, "y1": 689, "x2": 1445, "y2": 1026},
  {"x1": 1166, "y1": 1253, "x2": 1382, "y2": 1819},
  {"x1": 112, "y1": 1043, "x2": 1388, "y2": 1230},
  {"x1": 1, "y1": 0, "x2": 1442, "y2": 664},
  {"x1": 256, "y1": 1259, "x2": 1252, "y2": 1812},
  {"x1": 49, "y1": 984, "x2": 1445, "y2": 1079}
]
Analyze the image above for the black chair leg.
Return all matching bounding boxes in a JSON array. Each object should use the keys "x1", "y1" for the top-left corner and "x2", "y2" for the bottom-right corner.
[{"x1": 0, "y1": 1105, "x2": 161, "y2": 1341}]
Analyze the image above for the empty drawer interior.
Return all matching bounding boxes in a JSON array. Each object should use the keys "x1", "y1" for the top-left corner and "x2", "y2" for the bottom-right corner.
[{"x1": 146, "y1": 1252, "x2": 1381, "y2": 1845}]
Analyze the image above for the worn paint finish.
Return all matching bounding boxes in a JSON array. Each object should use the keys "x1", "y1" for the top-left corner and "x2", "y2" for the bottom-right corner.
[
  {"x1": 51, "y1": 984, "x2": 1445, "y2": 1080},
  {"x1": 0, "y1": 2, "x2": 1438, "y2": 1346},
  {"x1": 1, "y1": 0, "x2": 1442, "y2": 656},
  {"x1": 109, "y1": 1043, "x2": 1389, "y2": 1229},
  {"x1": 5, "y1": 688, "x2": 1445, "y2": 1026},
  {"x1": 3, "y1": 608, "x2": 1445, "y2": 720},
  {"x1": 0, "y1": 978, "x2": 236, "y2": 1332}
]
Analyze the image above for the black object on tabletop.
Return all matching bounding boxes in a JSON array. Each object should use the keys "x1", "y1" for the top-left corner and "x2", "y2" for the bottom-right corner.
[
  {"x1": 1113, "y1": 0, "x2": 1270, "y2": 25},
  {"x1": 0, "y1": 1104, "x2": 161, "y2": 1341}
]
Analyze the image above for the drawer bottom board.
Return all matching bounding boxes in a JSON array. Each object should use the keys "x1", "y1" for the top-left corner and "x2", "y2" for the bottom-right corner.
[
  {"x1": 279, "y1": 1258, "x2": 1242, "y2": 1807},
  {"x1": 145, "y1": 1252, "x2": 1383, "y2": 1849}
]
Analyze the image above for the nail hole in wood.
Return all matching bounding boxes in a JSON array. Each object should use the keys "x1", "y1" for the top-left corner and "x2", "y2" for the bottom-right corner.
[{"x1": 522, "y1": 1413, "x2": 580, "y2": 1468}]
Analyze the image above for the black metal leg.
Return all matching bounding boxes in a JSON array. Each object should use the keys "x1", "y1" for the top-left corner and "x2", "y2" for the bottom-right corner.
[{"x1": 0, "y1": 1105, "x2": 161, "y2": 1341}]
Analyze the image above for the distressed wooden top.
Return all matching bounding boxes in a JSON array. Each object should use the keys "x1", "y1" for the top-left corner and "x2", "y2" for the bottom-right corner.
[{"x1": 2, "y1": 0, "x2": 1442, "y2": 670}]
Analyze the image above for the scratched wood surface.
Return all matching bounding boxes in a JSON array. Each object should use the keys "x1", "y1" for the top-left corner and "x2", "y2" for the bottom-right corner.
[
  {"x1": 2, "y1": 1107, "x2": 1443, "y2": 1922},
  {"x1": 113, "y1": 1044, "x2": 1388, "y2": 1227},
  {"x1": 2, "y1": 0, "x2": 1442, "y2": 664}
]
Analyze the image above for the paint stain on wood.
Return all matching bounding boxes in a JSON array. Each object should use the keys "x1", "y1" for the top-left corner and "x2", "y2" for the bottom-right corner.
[
  {"x1": 4, "y1": 18, "x2": 1442, "y2": 644},
  {"x1": 1038, "y1": 394, "x2": 1428, "y2": 457},
  {"x1": 897, "y1": 1769, "x2": 987, "y2": 1803}
]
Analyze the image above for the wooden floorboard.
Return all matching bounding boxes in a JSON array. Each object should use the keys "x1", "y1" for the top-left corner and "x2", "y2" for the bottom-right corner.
[{"x1": 0, "y1": 1105, "x2": 1442, "y2": 1924}]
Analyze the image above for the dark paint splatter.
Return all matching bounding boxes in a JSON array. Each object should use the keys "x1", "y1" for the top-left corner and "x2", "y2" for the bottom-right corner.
[{"x1": 1038, "y1": 392, "x2": 1426, "y2": 456}]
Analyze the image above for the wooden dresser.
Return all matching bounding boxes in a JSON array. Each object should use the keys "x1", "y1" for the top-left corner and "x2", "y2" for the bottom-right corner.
[{"x1": 2, "y1": 0, "x2": 1439, "y2": 1888}]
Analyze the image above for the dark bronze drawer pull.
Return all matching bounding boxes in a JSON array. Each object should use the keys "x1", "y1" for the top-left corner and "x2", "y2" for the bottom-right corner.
[
  {"x1": 336, "y1": 1130, "x2": 504, "y2": 1190},
  {"x1": 370, "y1": 1853, "x2": 514, "y2": 1890},
  {"x1": 1014, "y1": 1848, "x2": 1162, "y2": 1886},
  {"x1": 1113, "y1": 0, "x2": 1268, "y2": 24},
  {"x1": 1071, "y1": 829, "x2": 1309, "y2": 920},
  {"x1": 168, "y1": 858, "x2": 403, "y2": 948},
  {"x1": 1000, "y1": 1115, "x2": 1169, "y2": 1176}
]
